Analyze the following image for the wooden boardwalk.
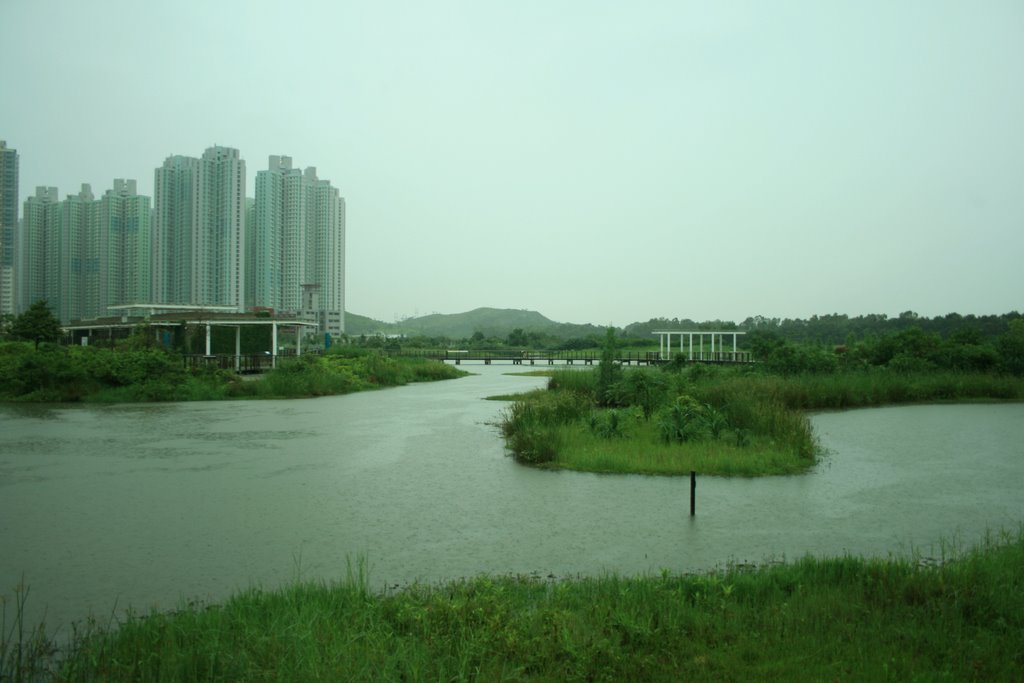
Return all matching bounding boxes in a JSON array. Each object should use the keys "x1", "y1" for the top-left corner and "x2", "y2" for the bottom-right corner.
[
  {"x1": 182, "y1": 348, "x2": 754, "y2": 373},
  {"x1": 386, "y1": 349, "x2": 754, "y2": 365}
]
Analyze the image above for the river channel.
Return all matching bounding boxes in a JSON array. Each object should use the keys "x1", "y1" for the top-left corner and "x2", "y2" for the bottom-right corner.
[{"x1": 2, "y1": 365, "x2": 1022, "y2": 629}]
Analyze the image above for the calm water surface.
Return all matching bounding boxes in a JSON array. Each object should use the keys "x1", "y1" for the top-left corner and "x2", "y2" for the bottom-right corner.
[{"x1": 1, "y1": 366, "x2": 1022, "y2": 628}]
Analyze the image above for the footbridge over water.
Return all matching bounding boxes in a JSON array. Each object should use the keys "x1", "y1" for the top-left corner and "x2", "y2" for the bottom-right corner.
[{"x1": 388, "y1": 332, "x2": 753, "y2": 366}]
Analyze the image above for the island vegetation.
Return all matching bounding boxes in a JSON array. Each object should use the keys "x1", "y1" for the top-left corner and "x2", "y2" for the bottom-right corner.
[{"x1": 499, "y1": 322, "x2": 1024, "y2": 477}]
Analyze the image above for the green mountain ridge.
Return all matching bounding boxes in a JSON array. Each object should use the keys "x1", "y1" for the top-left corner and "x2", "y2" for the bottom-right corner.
[
  {"x1": 343, "y1": 307, "x2": 605, "y2": 340},
  {"x1": 342, "y1": 308, "x2": 1024, "y2": 346}
]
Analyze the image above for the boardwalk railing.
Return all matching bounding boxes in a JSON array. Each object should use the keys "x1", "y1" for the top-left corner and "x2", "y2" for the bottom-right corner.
[
  {"x1": 383, "y1": 349, "x2": 754, "y2": 365},
  {"x1": 182, "y1": 350, "x2": 310, "y2": 374},
  {"x1": 182, "y1": 348, "x2": 754, "y2": 373}
]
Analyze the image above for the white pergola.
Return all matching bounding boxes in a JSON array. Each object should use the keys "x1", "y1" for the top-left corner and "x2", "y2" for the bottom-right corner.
[{"x1": 653, "y1": 330, "x2": 746, "y2": 361}]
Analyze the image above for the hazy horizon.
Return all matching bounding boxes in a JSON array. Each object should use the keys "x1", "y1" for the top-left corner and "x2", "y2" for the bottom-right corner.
[{"x1": 4, "y1": 1, "x2": 1022, "y2": 326}]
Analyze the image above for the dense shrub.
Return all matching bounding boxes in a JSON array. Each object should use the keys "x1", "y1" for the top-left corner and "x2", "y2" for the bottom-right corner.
[
  {"x1": 258, "y1": 355, "x2": 367, "y2": 397},
  {"x1": 588, "y1": 409, "x2": 627, "y2": 439},
  {"x1": 78, "y1": 347, "x2": 186, "y2": 387},
  {"x1": 655, "y1": 396, "x2": 706, "y2": 443},
  {"x1": 546, "y1": 369, "x2": 598, "y2": 400},
  {"x1": 997, "y1": 320, "x2": 1024, "y2": 376},
  {"x1": 595, "y1": 327, "x2": 622, "y2": 405},
  {"x1": 404, "y1": 358, "x2": 466, "y2": 382},
  {"x1": 0, "y1": 343, "x2": 465, "y2": 402},
  {"x1": 500, "y1": 401, "x2": 560, "y2": 465},
  {"x1": 0, "y1": 345, "x2": 191, "y2": 401},
  {"x1": 608, "y1": 368, "x2": 668, "y2": 419},
  {"x1": 501, "y1": 390, "x2": 592, "y2": 464},
  {"x1": 762, "y1": 342, "x2": 839, "y2": 375}
]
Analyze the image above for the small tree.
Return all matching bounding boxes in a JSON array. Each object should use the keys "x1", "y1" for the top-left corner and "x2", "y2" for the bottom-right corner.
[
  {"x1": 596, "y1": 327, "x2": 622, "y2": 405},
  {"x1": 506, "y1": 328, "x2": 528, "y2": 347},
  {"x1": 124, "y1": 321, "x2": 159, "y2": 350},
  {"x1": 612, "y1": 368, "x2": 667, "y2": 419},
  {"x1": 10, "y1": 300, "x2": 64, "y2": 349},
  {"x1": 0, "y1": 313, "x2": 14, "y2": 338},
  {"x1": 997, "y1": 319, "x2": 1024, "y2": 376}
]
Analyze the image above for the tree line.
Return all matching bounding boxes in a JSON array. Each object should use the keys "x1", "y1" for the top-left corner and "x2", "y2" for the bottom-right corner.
[{"x1": 626, "y1": 310, "x2": 1022, "y2": 345}]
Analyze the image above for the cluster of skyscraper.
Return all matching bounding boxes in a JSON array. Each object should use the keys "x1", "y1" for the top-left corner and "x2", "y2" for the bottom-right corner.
[{"x1": 0, "y1": 141, "x2": 345, "y2": 336}]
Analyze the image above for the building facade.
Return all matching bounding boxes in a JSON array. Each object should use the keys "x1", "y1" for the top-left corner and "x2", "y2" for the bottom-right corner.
[
  {"x1": 10, "y1": 144, "x2": 343, "y2": 329},
  {"x1": 249, "y1": 155, "x2": 345, "y2": 336},
  {"x1": 18, "y1": 180, "x2": 152, "y2": 323},
  {"x1": 97, "y1": 179, "x2": 151, "y2": 316},
  {"x1": 153, "y1": 146, "x2": 245, "y2": 311},
  {"x1": 0, "y1": 141, "x2": 17, "y2": 316},
  {"x1": 19, "y1": 186, "x2": 61, "y2": 315},
  {"x1": 248, "y1": 155, "x2": 288, "y2": 312},
  {"x1": 60, "y1": 184, "x2": 97, "y2": 322},
  {"x1": 304, "y1": 179, "x2": 345, "y2": 337}
]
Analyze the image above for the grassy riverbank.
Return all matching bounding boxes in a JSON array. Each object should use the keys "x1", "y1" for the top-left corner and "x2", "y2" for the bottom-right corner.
[
  {"x1": 5, "y1": 529, "x2": 1021, "y2": 681},
  {"x1": 0, "y1": 343, "x2": 467, "y2": 402},
  {"x1": 499, "y1": 365, "x2": 1024, "y2": 477}
]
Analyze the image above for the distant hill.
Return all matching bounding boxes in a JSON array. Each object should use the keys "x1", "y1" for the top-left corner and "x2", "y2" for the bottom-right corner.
[
  {"x1": 345, "y1": 308, "x2": 1023, "y2": 345},
  {"x1": 344, "y1": 307, "x2": 606, "y2": 341},
  {"x1": 343, "y1": 311, "x2": 400, "y2": 337}
]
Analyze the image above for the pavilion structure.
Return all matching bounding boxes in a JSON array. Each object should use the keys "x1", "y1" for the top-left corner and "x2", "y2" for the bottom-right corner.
[
  {"x1": 652, "y1": 330, "x2": 748, "y2": 362},
  {"x1": 63, "y1": 304, "x2": 320, "y2": 371}
]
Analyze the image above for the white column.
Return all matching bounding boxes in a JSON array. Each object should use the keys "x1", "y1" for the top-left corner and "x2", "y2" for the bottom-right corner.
[
  {"x1": 688, "y1": 333, "x2": 693, "y2": 360},
  {"x1": 205, "y1": 324, "x2": 212, "y2": 356},
  {"x1": 659, "y1": 333, "x2": 664, "y2": 360},
  {"x1": 297, "y1": 327, "x2": 302, "y2": 356},
  {"x1": 272, "y1": 322, "x2": 278, "y2": 369}
]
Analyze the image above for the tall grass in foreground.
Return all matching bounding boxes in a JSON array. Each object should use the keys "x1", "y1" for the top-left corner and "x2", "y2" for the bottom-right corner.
[{"x1": 6, "y1": 529, "x2": 1022, "y2": 681}]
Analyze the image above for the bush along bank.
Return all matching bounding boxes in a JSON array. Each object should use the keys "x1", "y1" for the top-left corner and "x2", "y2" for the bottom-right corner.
[
  {"x1": 0, "y1": 342, "x2": 468, "y2": 403},
  {"x1": 230, "y1": 347, "x2": 469, "y2": 399},
  {"x1": 499, "y1": 362, "x2": 1024, "y2": 477}
]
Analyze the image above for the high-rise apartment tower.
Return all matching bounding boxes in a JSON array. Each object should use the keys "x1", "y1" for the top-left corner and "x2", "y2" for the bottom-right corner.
[
  {"x1": 249, "y1": 155, "x2": 345, "y2": 335},
  {"x1": 19, "y1": 186, "x2": 61, "y2": 315},
  {"x1": 98, "y1": 179, "x2": 151, "y2": 316},
  {"x1": 60, "y1": 183, "x2": 96, "y2": 322},
  {"x1": 18, "y1": 180, "x2": 152, "y2": 323},
  {"x1": 153, "y1": 146, "x2": 245, "y2": 310},
  {"x1": 0, "y1": 141, "x2": 18, "y2": 316}
]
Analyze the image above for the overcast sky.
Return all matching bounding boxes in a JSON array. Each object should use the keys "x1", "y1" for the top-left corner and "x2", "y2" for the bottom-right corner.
[{"x1": 3, "y1": 0, "x2": 1022, "y2": 326}]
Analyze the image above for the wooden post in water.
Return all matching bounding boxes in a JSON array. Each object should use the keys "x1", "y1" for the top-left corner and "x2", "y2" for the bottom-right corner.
[{"x1": 690, "y1": 471, "x2": 696, "y2": 516}]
